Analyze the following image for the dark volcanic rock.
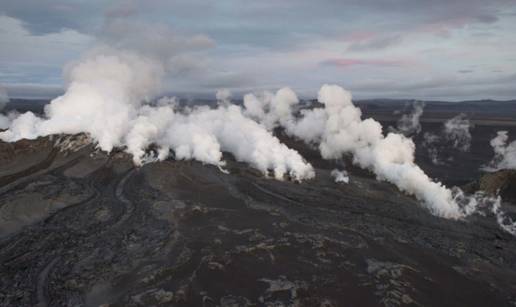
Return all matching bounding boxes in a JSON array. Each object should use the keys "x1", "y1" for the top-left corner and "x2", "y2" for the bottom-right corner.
[
  {"x1": 464, "y1": 170, "x2": 516, "y2": 204},
  {"x1": 1, "y1": 136, "x2": 516, "y2": 307},
  {"x1": 479, "y1": 170, "x2": 516, "y2": 203}
]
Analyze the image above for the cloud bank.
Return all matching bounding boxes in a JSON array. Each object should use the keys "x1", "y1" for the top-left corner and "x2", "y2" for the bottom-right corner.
[{"x1": 2, "y1": 1, "x2": 516, "y2": 100}]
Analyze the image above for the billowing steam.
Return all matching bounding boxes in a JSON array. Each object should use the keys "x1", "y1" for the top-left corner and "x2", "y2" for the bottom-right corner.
[
  {"x1": 485, "y1": 131, "x2": 516, "y2": 170},
  {"x1": 0, "y1": 85, "x2": 9, "y2": 129},
  {"x1": 240, "y1": 85, "x2": 516, "y2": 233},
  {"x1": 139, "y1": 104, "x2": 315, "y2": 180},
  {"x1": 1, "y1": 47, "x2": 164, "y2": 149},
  {"x1": 0, "y1": 47, "x2": 314, "y2": 181},
  {"x1": 0, "y1": 18, "x2": 314, "y2": 181},
  {"x1": 244, "y1": 85, "x2": 474, "y2": 218},
  {"x1": 393, "y1": 101, "x2": 425, "y2": 136},
  {"x1": 243, "y1": 88, "x2": 299, "y2": 131},
  {"x1": 331, "y1": 169, "x2": 349, "y2": 183}
]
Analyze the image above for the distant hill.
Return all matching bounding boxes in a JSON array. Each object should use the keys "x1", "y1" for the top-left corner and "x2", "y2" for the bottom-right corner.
[
  {"x1": 3, "y1": 97, "x2": 516, "y2": 120},
  {"x1": 355, "y1": 99, "x2": 516, "y2": 121},
  {"x1": 4, "y1": 98, "x2": 49, "y2": 114}
]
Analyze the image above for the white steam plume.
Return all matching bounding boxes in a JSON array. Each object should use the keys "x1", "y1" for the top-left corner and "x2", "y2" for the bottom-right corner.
[
  {"x1": 484, "y1": 131, "x2": 516, "y2": 170},
  {"x1": 331, "y1": 169, "x2": 349, "y2": 184},
  {"x1": 246, "y1": 84, "x2": 472, "y2": 218},
  {"x1": 393, "y1": 101, "x2": 425, "y2": 136},
  {"x1": 0, "y1": 46, "x2": 314, "y2": 181},
  {"x1": 443, "y1": 113, "x2": 472, "y2": 152},
  {"x1": 124, "y1": 100, "x2": 315, "y2": 180},
  {"x1": 1, "y1": 47, "x2": 164, "y2": 151},
  {"x1": 311, "y1": 85, "x2": 462, "y2": 218},
  {"x1": 245, "y1": 85, "x2": 516, "y2": 235},
  {"x1": 243, "y1": 88, "x2": 299, "y2": 131},
  {"x1": 242, "y1": 85, "x2": 516, "y2": 234},
  {"x1": 0, "y1": 17, "x2": 314, "y2": 181}
]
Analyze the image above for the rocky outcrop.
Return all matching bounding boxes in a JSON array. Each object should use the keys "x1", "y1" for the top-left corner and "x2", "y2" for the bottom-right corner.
[{"x1": 480, "y1": 170, "x2": 516, "y2": 203}]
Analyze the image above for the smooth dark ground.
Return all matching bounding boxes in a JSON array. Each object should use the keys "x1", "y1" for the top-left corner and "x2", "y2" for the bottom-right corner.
[{"x1": 0, "y1": 100, "x2": 515, "y2": 306}]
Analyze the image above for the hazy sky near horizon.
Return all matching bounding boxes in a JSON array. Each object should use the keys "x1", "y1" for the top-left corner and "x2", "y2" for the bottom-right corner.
[{"x1": 0, "y1": 0, "x2": 515, "y2": 100}]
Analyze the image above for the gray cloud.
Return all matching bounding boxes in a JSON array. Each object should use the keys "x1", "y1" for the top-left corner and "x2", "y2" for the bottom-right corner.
[
  {"x1": 0, "y1": 0, "x2": 515, "y2": 100},
  {"x1": 3, "y1": 83, "x2": 63, "y2": 99},
  {"x1": 350, "y1": 76, "x2": 516, "y2": 101},
  {"x1": 98, "y1": 19, "x2": 215, "y2": 63},
  {"x1": 2, "y1": 0, "x2": 511, "y2": 44},
  {"x1": 0, "y1": 0, "x2": 102, "y2": 34},
  {"x1": 347, "y1": 35, "x2": 403, "y2": 52},
  {"x1": 320, "y1": 58, "x2": 409, "y2": 68},
  {"x1": 475, "y1": 14, "x2": 499, "y2": 23}
]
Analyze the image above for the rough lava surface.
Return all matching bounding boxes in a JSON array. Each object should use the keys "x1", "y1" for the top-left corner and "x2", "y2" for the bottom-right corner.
[{"x1": 0, "y1": 134, "x2": 516, "y2": 306}]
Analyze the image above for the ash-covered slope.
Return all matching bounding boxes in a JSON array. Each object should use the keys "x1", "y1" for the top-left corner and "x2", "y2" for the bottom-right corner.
[{"x1": 1, "y1": 135, "x2": 515, "y2": 307}]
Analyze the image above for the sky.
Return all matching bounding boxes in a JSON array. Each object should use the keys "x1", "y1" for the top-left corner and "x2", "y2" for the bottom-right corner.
[{"x1": 0, "y1": 0, "x2": 515, "y2": 100}]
